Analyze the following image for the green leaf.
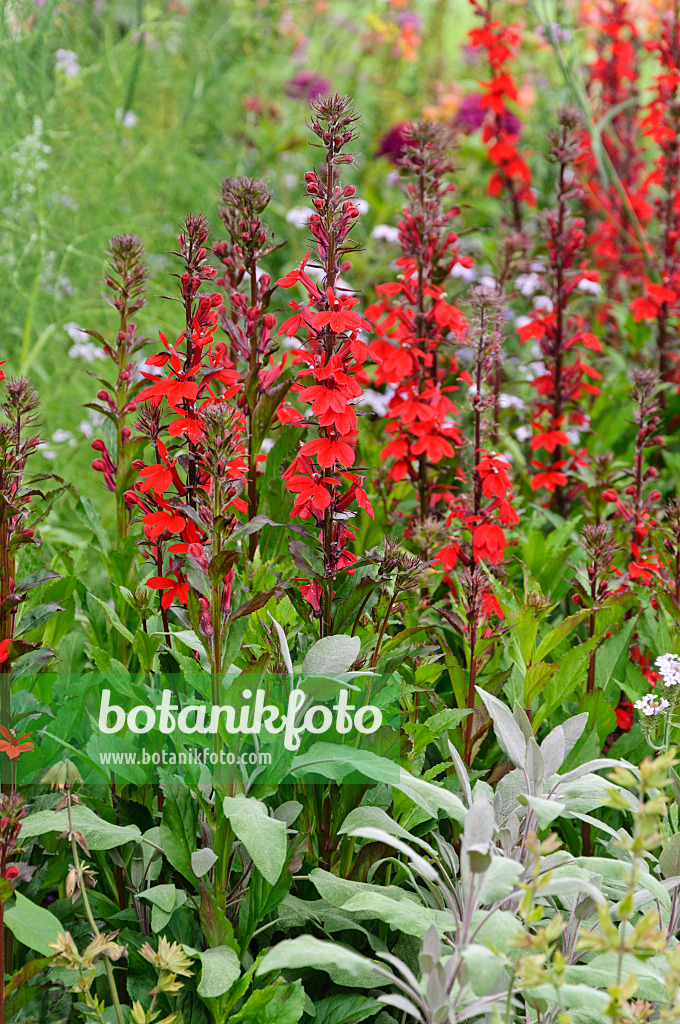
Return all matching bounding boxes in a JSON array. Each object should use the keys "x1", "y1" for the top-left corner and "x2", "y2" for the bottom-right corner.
[
  {"x1": 160, "y1": 783, "x2": 199, "y2": 884},
  {"x1": 222, "y1": 795, "x2": 286, "y2": 885},
  {"x1": 341, "y1": 892, "x2": 454, "y2": 938},
  {"x1": 10, "y1": 647, "x2": 54, "y2": 682},
  {"x1": 15, "y1": 602, "x2": 63, "y2": 638},
  {"x1": 15, "y1": 569, "x2": 61, "y2": 594},
  {"x1": 191, "y1": 945, "x2": 241, "y2": 999},
  {"x1": 5, "y1": 893, "x2": 62, "y2": 957},
  {"x1": 517, "y1": 794, "x2": 566, "y2": 829},
  {"x1": 88, "y1": 594, "x2": 134, "y2": 643},
  {"x1": 302, "y1": 635, "x2": 361, "y2": 676},
  {"x1": 256, "y1": 936, "x2": 379, "y2": 981},
  {"x1": 312, "y1": 994, "x2": 384, "y2": 1024},
  {"x1": 20, "y1": 806, "x2": 142, "y2": 850},
  {"x1": 191, "y1": 848, "x2": 218, "y2": 878},
  {"x1": 230, "y1": 978, "x2": 305, "y2": 1024},
  {"x1": 534, "y1": 609, "x2": 590, "y2": 662}
]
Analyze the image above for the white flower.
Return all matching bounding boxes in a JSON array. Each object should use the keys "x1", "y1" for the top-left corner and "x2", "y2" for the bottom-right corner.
[
  {"x1": 450, "y1": 262, "x2": 477, "y2": 282},
  {"x1": 371, "y1": 224, "x2": 399, "y2": 244},
  {"x1": 634, "y1": 692, "x2": 670, "y2": 717},
  {"x1": 515, "y1": 425, "x2": 533, "y2": 443},
  {"x1": 534, "y1": 295, "x2": 554, "y2": 312},
  {"x1": 52, "y1": 429, "x2": 73, "y2": 444},
  {"x1": 358, "y1": 387, "x2": 393, "y2": 417},
  {"x1": 115, "y1": 108, "x2": 138, "y2": 129},
  {"x1": 354, "y1": 198, "x2": 369, "y2": 214},
  {"x1": 655, "y1": 653, "x2": 680, "y2": 688},
  {"x1": 285, "y1": 206, "x2": 312, "y2": 228},
  {"x1": 479, "y1": 275, "x2": 497, "y2": 289},
  {"x1": 69, "y1": 342, "x2": 102, "y2": 363},
  {"x1": 63, "y1": 322, "x2": 89, "y2": 344},
  {"x1": 498, "y1": 393, "x2": 525, "y2": 410},
  {"x1": 515, "y1": 315, "x2": 533, "y2": 330},
  {"x1": 78, "y1": 420, "x2": 94, "y2": 438},
  {"x1": 55, "y1": 49, "x2": 80, "y2": 78},
  {"x1": 515, "y1": 272, "x2": 542, "y2": 297},
  {"x1": 577, "y1": 278, "x2": 602, "y2": 296}
]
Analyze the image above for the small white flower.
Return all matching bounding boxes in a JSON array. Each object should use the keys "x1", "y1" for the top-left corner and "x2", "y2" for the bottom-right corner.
[
  {"x1": 38, "y1": 443, "x2": 57, "y2": 461},
  {"x1": 655, "y1": 653, "x2": 680, "y2": 688},
  {"x1": 498, "y1": 393, "x2": 525, "y2": 410},
  {"x1": 285, "y1": 206, "x2": 312, "y2": 228},
  {"x1": 450, "y1": 262, "x2": 477, "y2": 282},
  {"x1": 55, "y1": 49, "x2": 80, "y2": 78},
  {"x1": 371, "y1": 224, "x2": 400, "y2": 244},
  {"x1": 63, "y1": 321, "x2": 89, "y2": 344},
  {"x1": 68, "y1": 342, "x2": 102, "y2": 363},
  {"x1": 78, "y1": 420, "x2": 94, "y2": 438},
  {"x1": 354, "y1": 198, "x2": 369, "y2": 214},
  {"x1": 52, "y1": 429, "x2": 73, "y2": 444},
  {"x1": 515, "y1": 272, "x2": 542, "y2": 297},
  {"x1": 534, "y1": 295, "x2": 554, "y2": 312},
  {"x1": 515, "y1": 425, "x2": 533, "y2": 443},
  {"x1": 115, "y1": 108, "x2": 138, "y2": 129},
  {"x1": 634, "y1": 692, "x2": 670, "y2": 717},
  {"x1": 479, "y1": 275, "x2": 497, "y2": 289},
  {"x1": 515, "y1": 315, "x2": 533, "y2": 330},
  {"x1": 358, "y1": 387, "x2": 393, "y2": 417},
  {"x1": 260, "y1": 438, "x2": 275, "y2": 454},
  {"x1": 577, "y1": 278, "x2": 602, "y2": 296}
]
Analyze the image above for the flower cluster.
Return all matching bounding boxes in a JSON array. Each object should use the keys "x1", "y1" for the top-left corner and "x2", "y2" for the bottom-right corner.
[
  {"x1": 438, "y1": 286, "x2": 518, "y2": 570},
  {"x1": 0, "y1": 791, "x2": 25, "y2": 889},
  {"x1": 467, "y1": 0, "x2": 534, "y2": 227},
  {"x1": 366, "y1": 120, "x2": 469, "y2": 521},
  {"x1": 127, "y1": 216, "x2": 247, "y2": 644},
  {"x1": 213, "y1": 176, "x2": 289, "y2": 557},
  {"x1": 628, "y1": 5, "x2": 680, "y2": 381},
  {"x1": 520, "y1": 109, "x2": 602, "y2": 511},
  {"x1": 581, "y1": 2, "x2": 649, "y2": 276},
  {"x1": 277, "y1": 94, "x2": 374, "y2": 634},
  {"x1": 88, "y1": 234, "x2": 149, "y2": 541}
]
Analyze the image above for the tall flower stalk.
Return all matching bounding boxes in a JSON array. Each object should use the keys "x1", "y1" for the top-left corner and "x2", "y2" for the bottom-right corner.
[
  {"x1": 367, "y1": 119, "x2": 468, "y2": 524},
  {"x1": 88, "y1": 234, "x2": 149, "y2": 544},
  {"x1": 213, "y1": 177, "x2": 289, "y2": 558},
  {"x1": 278, "y1": 93, "x2": 374, "y2": 637},
  {"x1": 521, "y1": 108, "x2": 602, "y2": 515}
]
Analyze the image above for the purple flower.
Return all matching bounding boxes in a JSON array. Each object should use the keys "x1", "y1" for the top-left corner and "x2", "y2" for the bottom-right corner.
[
  {"x1": 285, "y1": 70, "x2": 331, "y2": 103},
  {"x1": 375, "y1": 123, "x2": 412, "y2": 164},
  {"x1": 456, "y1": 93, "x2": 521, "y2": 137}
]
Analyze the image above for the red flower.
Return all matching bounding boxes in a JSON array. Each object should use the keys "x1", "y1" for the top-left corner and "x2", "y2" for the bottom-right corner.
[
  {"x1": 285, "y1": 473, "x2": 334, "y2": 515},
  {"x1": 300, "y1": 436, "x2": 355, "y2": 469},
  {"x1": 629, "y1": 556, "x2": 660, "y2": 585},
  {"x1": 477, "y1": 451, "x2": 511, "y2": 499},
  {"x1": 138, "y1": 461, "x2": 175, "y2": 497},
  {"x1": 472, "y1": 522, "x2": 507, "y2": 564},
  {"x1": 146, "y1": 572, "x2": 190, "y2": 609},
  {"x1": 0, "y1": 640, "x2": 10, "y2": 665},
  {"x1": 0, "y1": 727, "x2": 33, "y2": 760},
  {"x1": 143, "y1": 509, "x2": 186, "y2": 540},
  {"x1": 615, "y1": 699, "x2": 634, "y2": 731},
  {"x1": 308, "y1": 289, "x2": 373, "y2": 334},
  {"x1": 530, "y1": 429, "x2": 570, "y2": 454}
]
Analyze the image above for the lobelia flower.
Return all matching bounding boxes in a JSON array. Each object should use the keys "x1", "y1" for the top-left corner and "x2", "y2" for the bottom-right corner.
[
  {"x1": 366, "y1": 119, "x2": 469, "y2": 528},
  {"x1": 467, "y1": 0, "x2": 534, "y2": 228},
  {"x1": 522, "y1": 108, "x2": 602, "y2": 514},
  {"x1": 276, "y1": 94, "x2": 373, "y2": 634}
]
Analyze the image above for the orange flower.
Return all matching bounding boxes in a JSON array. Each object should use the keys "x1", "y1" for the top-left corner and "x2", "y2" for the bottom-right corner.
[{"x1": 0, "y1": 727, "x2": 34, "y2": 760}]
